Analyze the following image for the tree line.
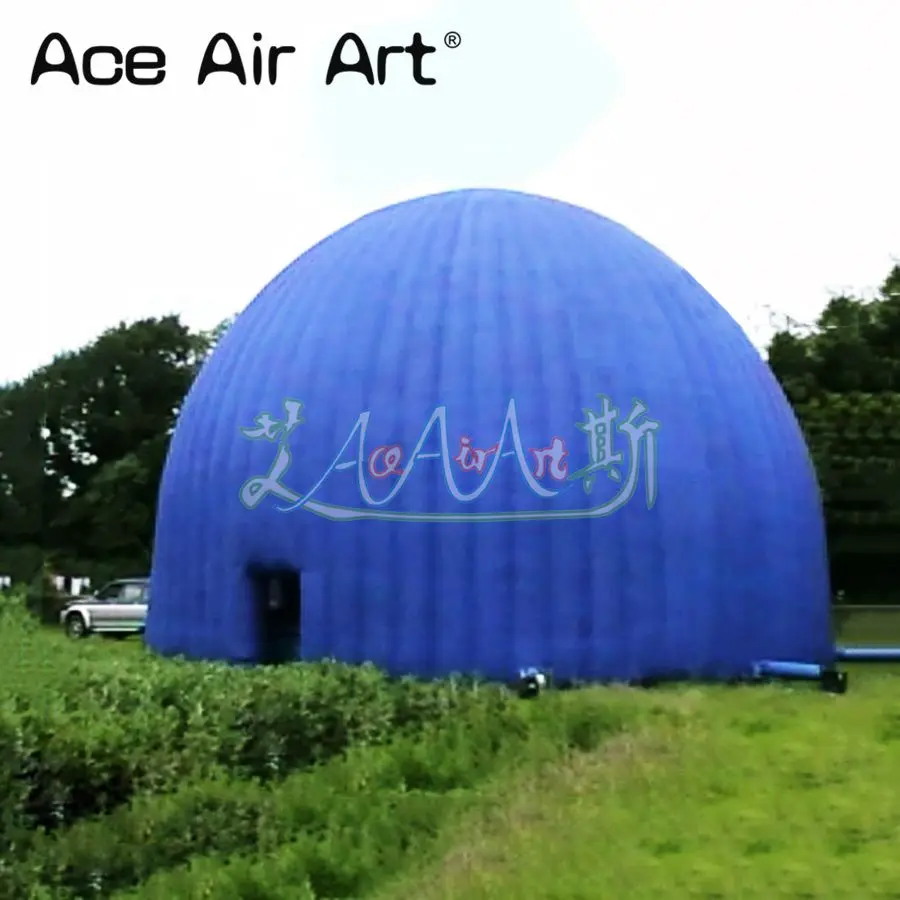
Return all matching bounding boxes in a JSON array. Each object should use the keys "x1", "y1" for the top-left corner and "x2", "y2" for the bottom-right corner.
[
  {"x1": 1, "y1": 266, "x2": 898, "y2": 599},
  {"x1": 768, "y1": 264, "x2": 900, "y2": 600},
  {"x1": 0, "y1": 315, "x2": 233, "y2": 586}
]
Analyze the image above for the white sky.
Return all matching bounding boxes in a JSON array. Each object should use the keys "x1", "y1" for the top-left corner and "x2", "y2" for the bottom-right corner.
[{"x1": 1, "y1": 0, "x2": 898, "y2": 385}]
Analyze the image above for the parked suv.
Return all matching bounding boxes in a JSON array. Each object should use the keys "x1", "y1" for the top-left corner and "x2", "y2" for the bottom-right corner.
[{"x1": 60, "y1": 577, "x2": 150, "y2": 639}]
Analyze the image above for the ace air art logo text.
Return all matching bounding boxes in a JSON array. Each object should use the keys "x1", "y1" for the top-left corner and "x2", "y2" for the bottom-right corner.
[
  {"x1": 238, "y1": 396, "x2": 660, "y2": 523},
  {"x1": 29, "y1": 31, "x2": 460, "y2": 88}
]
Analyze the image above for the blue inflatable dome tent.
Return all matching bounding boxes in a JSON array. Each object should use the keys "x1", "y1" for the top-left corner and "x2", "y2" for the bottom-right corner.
[{"x1": 147, "y1": 189, "x2": 833, "y2": 683}]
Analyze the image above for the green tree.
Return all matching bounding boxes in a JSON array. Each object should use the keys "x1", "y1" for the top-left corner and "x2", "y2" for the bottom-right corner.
[
  {"x1": 0, "y1": 315, "x2": 218, "y2": 576},
  {"x1": 0, "y1": 380, "x2": 60, "y2": 544},
  {"x1": 768, "y1": 264, "x2": 900, "y2": 599},
  {"x1": 769, "y1": 265, "x2": 900, "y2": 401}
]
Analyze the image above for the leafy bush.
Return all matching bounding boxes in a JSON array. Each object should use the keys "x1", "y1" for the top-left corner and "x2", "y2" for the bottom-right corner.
[
  {"x1": 0, "y1": 584, "x2": 30, "y2": 624},
  {"x1": 0, "y1": 691, "x2": 632, "y2": 899},
  {"x1": 1, "y1": 606, "x2": 640, "y2": 898},
  {"x1": 24, "y1": 566, "x2": 70, "y2": 625},
  {"x1": 0, "y1": 648, "x2": 525, "y2": 847}
]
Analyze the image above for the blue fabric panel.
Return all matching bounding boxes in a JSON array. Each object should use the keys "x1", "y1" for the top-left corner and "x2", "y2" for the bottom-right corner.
[{"x1": 147, "y1": 189, "x2": 832, "y2": 681}]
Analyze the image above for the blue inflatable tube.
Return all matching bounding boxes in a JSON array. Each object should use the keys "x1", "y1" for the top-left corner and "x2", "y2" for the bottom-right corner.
[
  {"x1": 752, "y1": 660, "x2": 823, "y2": 680},
  {"x1": 835, "y1": 646, "x2": 900, "y2": 662},
  {"x1": 752, "y1": 659, "x2": 848, "y2": 693}
]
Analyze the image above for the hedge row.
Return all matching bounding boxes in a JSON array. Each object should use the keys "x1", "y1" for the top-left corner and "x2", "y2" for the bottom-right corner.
[
  {"x1": 0, "y1": 692, "x2": 633, "y2": 899},
  {"x1": 1, "y1": 627, "x2": 517, "y2": 848}
]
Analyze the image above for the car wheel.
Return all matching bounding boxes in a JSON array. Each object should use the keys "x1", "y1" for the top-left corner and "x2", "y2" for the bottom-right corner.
[{"x1": 65, "y1": 613, "x2": 87, "y2": 639}]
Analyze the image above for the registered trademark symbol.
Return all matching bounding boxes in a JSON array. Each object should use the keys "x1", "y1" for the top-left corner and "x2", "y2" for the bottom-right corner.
[{"x1": 444, "y1": 31, "x2": 461, "y2": 49}]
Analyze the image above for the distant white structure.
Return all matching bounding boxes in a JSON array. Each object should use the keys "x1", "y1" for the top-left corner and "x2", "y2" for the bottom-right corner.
[
  {"x1": 51, "y1": 575, "x2": 91, "y2": 595},
  {"x1": 0, "y1": 575, "x2": 11, "y2": 590}
]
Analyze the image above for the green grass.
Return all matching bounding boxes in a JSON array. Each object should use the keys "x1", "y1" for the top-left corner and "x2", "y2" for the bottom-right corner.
[
  {"x1": 376, "y1": 674, "x2": 900, "y2": 899},
  {"x1": 3, "y1": 601, "x2": 900, "y2": 898},
  {"x1": 834, "y1": 606, "x2": 900, "y2": 646},
  {"x1": 1, "y1": 615, "x2": 145, "y2": 704}
]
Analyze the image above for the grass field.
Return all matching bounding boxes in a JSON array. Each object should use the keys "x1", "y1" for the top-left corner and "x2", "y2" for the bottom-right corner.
[
  {"x1": 3, "y1": 599, "x2": 900, "y2": 899},
  {"x1": 833, "y1": 605, "x2": 900, "y2": 646},
  {"x1": 377, "y1": 673, "x2": 900, "y2": 900}
]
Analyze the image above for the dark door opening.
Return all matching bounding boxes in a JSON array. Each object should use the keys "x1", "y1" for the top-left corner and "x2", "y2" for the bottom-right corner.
[{"x1": 249, "y1": 567, "x2": 301, "y2": 664}]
